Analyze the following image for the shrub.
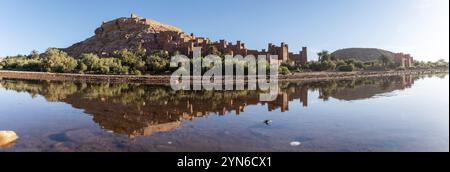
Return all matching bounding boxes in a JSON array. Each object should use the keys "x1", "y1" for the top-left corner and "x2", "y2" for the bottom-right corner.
[
  {"x1": 335, "y1": 60, "x2": 347, "y2": 68},
  {"x1": 0, "y1": 57, "x2": 42, "y2": 71},
  {"x1": 79, "y1": 53, "x2": 128, "y2": 75},
  {"x1": 279, "y1": 66, "x2": 291, "y2": 75},
  {"x1": 353, "y1": 61, "x2": 366, "y2": 69},
  {"x1": 22, "y1": 59, "x2": 42, "y2": 71},
  {"x1": 308, "y1": 60, "x2": 336, "y2": 71},
  {"x1": 131, "y1": 69, "x2": 142, "y2": 75},
  {"x1": 101, "y1": 58, "x2": 128, "y2": 74},
  {"x1": 113, "y1": 49, "x2": 145, "y2": 73},
  {"x1": 146, "y1": 55, "x2": 169, "y2": 74},
  {"x1": 79, "y1": 53, "x2": 100, "y2": 71},
  {"x1": 337, "y1": 64, "x2": 355, "y2": 72},
  {"x1": 78, "y1": 63, "x2": 88, "y2": 73}
]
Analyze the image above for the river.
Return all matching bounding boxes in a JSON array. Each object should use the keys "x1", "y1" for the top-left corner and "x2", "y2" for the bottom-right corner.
[{"x1": 0, "y1": 74, "x2": 448, "y2": 152}]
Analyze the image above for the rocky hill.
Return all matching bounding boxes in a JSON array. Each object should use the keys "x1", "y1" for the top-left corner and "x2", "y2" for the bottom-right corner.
[
  {"x1": 64, "y1": 14, "x2": 194, "y2": 58},
  {"x1": 332, "y1": 48, "x2": 396, "y2": 62}
]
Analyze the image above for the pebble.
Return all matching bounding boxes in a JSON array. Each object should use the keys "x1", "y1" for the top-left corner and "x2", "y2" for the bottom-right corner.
[{"x1": 290, "y1": 141, "x2": 301, "y2": 147}]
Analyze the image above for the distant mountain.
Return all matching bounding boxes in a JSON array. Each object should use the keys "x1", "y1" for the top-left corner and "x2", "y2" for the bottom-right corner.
[{"x1": 332, "y1": 48, "x2": 395, "y2": 62}]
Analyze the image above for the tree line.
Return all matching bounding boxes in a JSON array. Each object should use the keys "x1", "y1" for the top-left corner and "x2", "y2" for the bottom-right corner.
[
  {"x1": 0, "y1": 48, "x2": 172, "y2": 75},
  {"x1": 1, "y1": 48, "x2": 448, "y2": 75}
]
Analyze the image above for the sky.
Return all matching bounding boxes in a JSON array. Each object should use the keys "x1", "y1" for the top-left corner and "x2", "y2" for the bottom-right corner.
[{"x1": 0, "y1": 0, "x2": 448, "y2": 61}]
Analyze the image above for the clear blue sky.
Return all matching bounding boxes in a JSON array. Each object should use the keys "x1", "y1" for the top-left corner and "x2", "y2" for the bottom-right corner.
[{"x1": 0, "y1": 0, "x2": 448, "y2": 61}]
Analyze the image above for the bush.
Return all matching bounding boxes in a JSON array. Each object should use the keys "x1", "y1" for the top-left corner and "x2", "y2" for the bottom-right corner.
[
  {"x1": 78, "y1": 63, "x2": 88, "y2": 73},
  {"x1": 353, "y1": 61, "x2": 366, "y2": 69},
  {"x1": 308, "y1": 60, "x2": 336, "y2": 71},
  {"x1": 79, "y1": 53, "x2": 100, "y2": 71},
  {"x1": 79, "y1": 53, "x2": 128, "y2": 75},
  {"x1": 279, "y1": 66, "x2": 291, "y2": 75},
  {"x1": 335, "y1": 60, "x2": 347, "y2": 68},
  {"x1": 113, "y1": 49, "x2": 145, "y2": 73},
  {"x1": 337, "y1": 64, "x2": 355, "y2": 72},
  {"x1": 41, "y1": 48, "x2": 78, "y2": 73},
  {"x1": 101, "y1": 58, "x2": 129, "y2": 74},
  {"x1": 146, "y1": 55, "x2": 169, "y2": 74},
  {"x1": 0, "y1": 57, "x2": 42, "y2": 71},
  {"x1": 131, "y1": 69, "x2": 142, "y2": 75}
]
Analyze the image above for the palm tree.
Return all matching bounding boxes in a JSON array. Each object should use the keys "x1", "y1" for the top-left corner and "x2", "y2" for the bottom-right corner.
[
  {"x1": 30, "y1": 50, "x2": 40, "y2": 59},
  {"x1": 317, "y1": 50, "x2": 330, "y2": 62}
]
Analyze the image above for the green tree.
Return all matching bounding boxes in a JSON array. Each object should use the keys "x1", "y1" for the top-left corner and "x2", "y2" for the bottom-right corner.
[
  {"x1": 79, "y1": 53, "x2": 100, "y2": 71},
  {"x1": 41, "y1": 48, "x2": 78, "y2": 73},
  {"x1": 29, "y1": 50, "x2": 40, "y2": 59},
  {"x1": 79, "y1": 53, "x2": 128, "y2": 74},
  {"x1": 113, "y1": 49, "x2": 145, "y2": 74},
  {"x1": 146, "y1": 55, "x2": 169, "y2": 74},
  {"x1": 317, "y1": 50, "x2": 331, "y2": 62}
]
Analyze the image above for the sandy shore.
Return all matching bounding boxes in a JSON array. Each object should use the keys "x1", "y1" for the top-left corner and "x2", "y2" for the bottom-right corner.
[{"x1": 0, "y1": 69, "x2": 448, "y2": 84}]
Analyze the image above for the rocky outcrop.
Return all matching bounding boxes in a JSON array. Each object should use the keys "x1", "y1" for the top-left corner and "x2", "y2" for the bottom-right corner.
[{"x1": 64, "y1": 14, "x2": 194, "y2": 58}]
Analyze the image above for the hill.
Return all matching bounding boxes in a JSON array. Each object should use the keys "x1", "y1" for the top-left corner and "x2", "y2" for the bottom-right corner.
[
  {"x1": 64, "y1": 14, "x2": 192, "y2": 58},
  {"x1": 332, "y1": 48, "x2": 395, "y2": 62}
]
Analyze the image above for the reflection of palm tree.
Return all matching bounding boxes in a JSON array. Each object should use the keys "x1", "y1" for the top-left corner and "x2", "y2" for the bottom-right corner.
[
  {"x1": 380, "y1": 80, "x2": 393, "y2": 90},
  {"x1": 317, "y1": 50, "x2": 330, "y2": 62}
]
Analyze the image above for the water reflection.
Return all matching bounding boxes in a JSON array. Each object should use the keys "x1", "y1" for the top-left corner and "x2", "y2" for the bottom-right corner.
[{"x1": 0, "y1": 74, "x2": 442, "y2": 138}]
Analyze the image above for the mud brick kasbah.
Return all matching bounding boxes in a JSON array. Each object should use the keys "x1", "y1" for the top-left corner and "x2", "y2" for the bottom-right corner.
[{"x1": 64, "y1": 14, "x2": 308, "y2": 65}]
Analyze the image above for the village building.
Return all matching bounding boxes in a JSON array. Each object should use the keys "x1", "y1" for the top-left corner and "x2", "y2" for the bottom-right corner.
[{"x1": 394, "y1": 53, "x2": 414, "y2": 68}]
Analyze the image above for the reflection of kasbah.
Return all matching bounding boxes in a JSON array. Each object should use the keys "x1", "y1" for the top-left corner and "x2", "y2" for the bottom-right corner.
[{"x1": 0, "y1": 75, "x2": 426, "y2": 137}]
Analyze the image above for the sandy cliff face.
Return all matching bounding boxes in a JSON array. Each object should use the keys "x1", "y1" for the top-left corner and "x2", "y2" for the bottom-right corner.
[{"x1": 64, "y1": 14, "x2": 193, "y2": 58}]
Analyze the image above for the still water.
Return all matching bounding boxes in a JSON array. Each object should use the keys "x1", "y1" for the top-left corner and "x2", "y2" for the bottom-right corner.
[{"x1": 0, "y1": 74, "x2": 448, "y2": 152}]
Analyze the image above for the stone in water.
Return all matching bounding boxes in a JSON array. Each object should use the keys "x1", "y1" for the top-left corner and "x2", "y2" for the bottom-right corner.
[
  {"x1": 290, "y1": 141, "x2": 301, "y2": 147},
  {"x1": 0, "y1": 131, "x2": 18, "y2": 148}
]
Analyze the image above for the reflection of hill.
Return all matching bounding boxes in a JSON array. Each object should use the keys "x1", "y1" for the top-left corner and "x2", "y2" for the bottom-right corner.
[
  {"x1": 306, "y1": 75, "x2": 416, "y2": 101},
  {"x1": 0, "y1": 74, "x2": 424, "y2": 137},
  {"x1": 330, "y1": 75, "x2": 414, "y2": 101}
]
